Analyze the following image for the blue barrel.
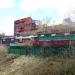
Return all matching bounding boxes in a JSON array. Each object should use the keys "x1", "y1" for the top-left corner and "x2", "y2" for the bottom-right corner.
[
  {"x1": 2, "y1": 38, "x2": 15, "y2": 45},
  {"x1": 2, "y1": 39, "x2": 8, "y2": 44},
  {"x1": 10, "y1": 38, "x2": 15, "y2": 43},
  {"x1": 0, "y1": 39, "x2": 2, "y2": 44}
]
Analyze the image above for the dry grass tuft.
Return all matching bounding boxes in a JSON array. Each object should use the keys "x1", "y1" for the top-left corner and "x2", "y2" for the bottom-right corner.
[{"x1": 0, "y1": 46, "x2": 75, "y2": 75}]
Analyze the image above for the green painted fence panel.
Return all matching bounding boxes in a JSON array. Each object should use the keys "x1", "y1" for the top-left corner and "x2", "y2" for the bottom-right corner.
[
  {"x1": 8, "y1": 45, "x2": 74, "y2": 56},
  {"x1": 70, "y1": 36, "x2": 75, "y2": 40},
  {"x1": 39, "y1": 36, "x2": 67, "y2": 41},
  {"x1": 39, "y1": 35, "x2": 75, "y2": 41}
]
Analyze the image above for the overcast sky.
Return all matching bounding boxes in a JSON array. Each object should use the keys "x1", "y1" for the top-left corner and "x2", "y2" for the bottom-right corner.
[{"x1": 0, "y1": 0, "x2": 75, "y2": 35}]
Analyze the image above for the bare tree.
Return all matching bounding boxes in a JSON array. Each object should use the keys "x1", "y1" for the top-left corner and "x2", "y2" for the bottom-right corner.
[{"x1": 42, "y1": 17, "x2": 51, "y2": 33}]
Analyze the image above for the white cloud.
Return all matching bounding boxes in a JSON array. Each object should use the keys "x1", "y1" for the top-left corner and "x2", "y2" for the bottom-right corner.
[
  {"x1": 20, "y1": 0, "x2": 75, "y2": 20},
  {"x1": 0, "y1": 16, "x2": 18, "y2": 35},
  {"x1": 20, "y1": 0, "x2": 58, "y2": 12},
  {"x1": 0, "y1": 0, "x2": 15, "y2": 8}
]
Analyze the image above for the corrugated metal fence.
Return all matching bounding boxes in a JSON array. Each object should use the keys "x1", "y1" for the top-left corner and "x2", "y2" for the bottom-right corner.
[{"x1": 8, "y1": 45, "x2": 74, "y2": 57}]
